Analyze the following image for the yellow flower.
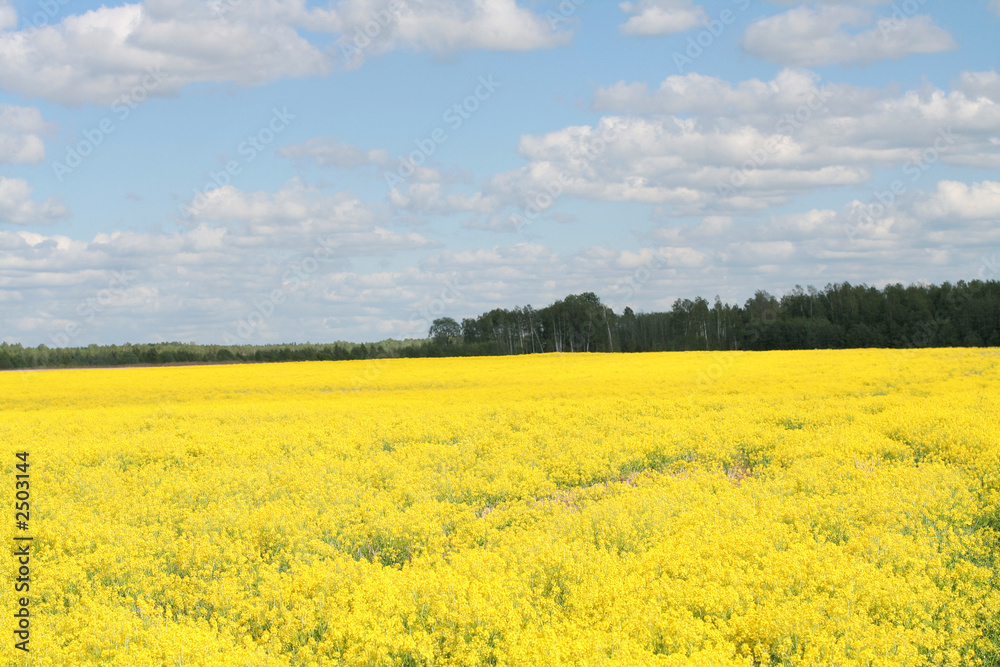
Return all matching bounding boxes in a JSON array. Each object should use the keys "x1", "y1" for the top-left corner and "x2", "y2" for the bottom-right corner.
[{"x1": 1, "y1": 349, "x2": 997, "y2": 665}]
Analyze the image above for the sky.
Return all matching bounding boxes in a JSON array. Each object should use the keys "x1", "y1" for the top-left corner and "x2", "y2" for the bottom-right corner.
[{"x1": 1, "y1": 0, "x2": 999, "y2": 347}]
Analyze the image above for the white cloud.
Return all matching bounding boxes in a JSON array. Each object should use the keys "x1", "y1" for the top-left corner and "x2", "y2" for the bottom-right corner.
[
  {"x1": 324, "y1": 0, "x2": 571, "y2": 69},
  {"x1": 0, "y1": 176, "x2": 452, "y2": 344},
  {"x1": 0, "y1": 1, "x2": 329, "y2": 105},
  {"x1": 183, "y1": 178, "x2": 374, "y2": 229},
  {"x1": 178, "y1": 180, "x2": 438, "y2": 260},
  {"x1": 389, "y1": 182, "x2": 500, "y2": 215},
  {"x1": 381, "y1": 0, "x2": 568, "y2": 50},
  {"x1": 914, "y1": 181, "x2": 1000, "y2": 220},
  {"x1": 955, "y1": 70, "x2": 1000, "y2": 102},
  {"x1": 276, "y1": 138, "x2": 504, "y2": 218},
  {"x1": 423, "y1": 242, "x2": 557, "y2": 269},
  {"x1": 277, "y1": 138, "x2": 390, "y2": 168},
  {"x1": 2, "y1": 173, "x2": 998, "y2": 346},
  {"x1": 0, "y1": 0, "x2": 16, "y2": 30},
  {"x1": 488, "y1": 71, "x2": 1000, "y2": 217},
  {"x1": 593, "y1": 69, "x2": 830, "y2": 116},
  {"x1": 992, "y1": 0, "x2": 1000, "y2": 17},
  {"x1": 0, "y1": 0, "x2": 569, "y2": 104},
  {"x1": 378, "y1": 164, "x2": 502, "y2": 216},
  {"x1": 742, "y1": 6, "x2": 956, "y2": 67},
  {"x1": 0, "y1": 177, "x2": 67, "y2": 224},
  {"x1": 766, "y1": 0, "x2": 893, "y2": 4},
  {"x1": 0, "y1": 105, "x2": 53, "y2": 164},
  {"x1": 618, "y1": 0, "x2": 706, "y2": 36},
  {"x1": 485, "y1": 113, "x2": 871, "y2": 215}
]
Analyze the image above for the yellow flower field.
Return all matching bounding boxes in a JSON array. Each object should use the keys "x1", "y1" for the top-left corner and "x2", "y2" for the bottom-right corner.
[{"x1": 1, "y1": 349, "x2": 998, "y2": 666}]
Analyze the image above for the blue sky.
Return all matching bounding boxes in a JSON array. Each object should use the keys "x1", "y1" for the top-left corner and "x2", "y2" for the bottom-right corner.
[{"x1": 1, "y1": 0, "x2": 999, "y2": 346}]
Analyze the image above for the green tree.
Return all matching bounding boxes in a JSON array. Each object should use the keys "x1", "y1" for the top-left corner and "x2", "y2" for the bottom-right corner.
[{"x1": 429, "y1": 317, "x2": 461, "y2": 345}]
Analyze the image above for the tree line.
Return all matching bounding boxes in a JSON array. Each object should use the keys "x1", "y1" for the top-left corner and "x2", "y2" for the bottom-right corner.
[
  {"x1": 0, "y1": 341, "x2": 394, "y2": 370},
  {"x1": 425, "y1": 279, "x2": 1000, "y2": 355},
  {"x1": 1, "y1": 279, "x2": 997, "y2": 370}
]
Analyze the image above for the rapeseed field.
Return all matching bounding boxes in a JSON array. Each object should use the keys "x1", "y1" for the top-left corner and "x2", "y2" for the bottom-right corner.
[{"x1": 1, "y1": 349, "x2": 998, "y2": 666}]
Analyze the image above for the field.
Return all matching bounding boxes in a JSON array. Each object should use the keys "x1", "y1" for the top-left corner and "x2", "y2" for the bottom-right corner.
[{"x1": 2, "y1": 349, "x2": 999, "y2": 666}]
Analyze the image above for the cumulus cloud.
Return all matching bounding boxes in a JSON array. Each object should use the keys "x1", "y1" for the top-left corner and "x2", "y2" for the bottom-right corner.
[
  {"x1": 0, "y1": 1, "x2": 328, "y2": 105},
  {"x1": 389, "y1": 183, "x2": 500, "y2": 215},
  {"x1": 0, "y1": 0, "x2": 566, "y2": 104},
  {"x1": 593, "y1": 68, "x2": 832, "y2": 116},
  {"x1": 0, "y1": 105, "x2": 53, "y2": 164},
  {"x1": 487, "y1": 115, "x2": 829, "y2": 214},
  {"x1": 275, "y1": 138, "x2": 505, "y2": 218},
  {"x1": 378, "y1": 165, "x2": 501, "y2": 216},
  {"x1": 278, "y1": 138, "x2": 390, "y2": 168},
  {"x1": 913, "y1": 181, "x2": 1000, "y2": 221},
  {"x1": 0, "y1": 177, "x2": 68, "y2": 224},
  {"x1": 319, "y1": 0, "x2": 571, "y2": 69},
  {"x1": 766, "y1": 0, "x2": 896, "y2": 4},
  {"x1": 376, "y1": 0, "x2": 566, "y2": 50},
  {"x1": 2, "y1": 172, "x2": 997, "y2": 346},
  {"x1": 742, "y1": 5, "x2": 956, "y2": 67},
  {"x1": 487, "y1": 70, "x2": 1000, "y2": 218},
  {"x1": 618, "y1": 0, "x2": 706, "y2": 36},
  {"x1": 0, "y1": 0, "x2": 16, "y2": 30},
  {"x1": 176, "y1": 180, "x2": 437, "y2": 263},
  {"x1": 422, "y1": 242, "x2": 557, "y2": 269},
  {"x1": 955, "y1": 71, "x2": 1000, "y2": 102},
  {"x1": 0, "y1": 177, "x2": 450, "y2": 344},
  {"x1": 179, "y1": 178, "x2": 402, "y2": 241}
]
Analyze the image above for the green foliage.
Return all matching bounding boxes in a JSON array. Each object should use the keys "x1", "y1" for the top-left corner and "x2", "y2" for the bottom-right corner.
[{"x1": 3, "y1": 279, "x2": 999, "y2": 369}]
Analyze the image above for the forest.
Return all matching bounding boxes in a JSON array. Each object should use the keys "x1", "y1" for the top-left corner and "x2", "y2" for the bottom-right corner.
[{"x1": 1, "y1": 279, "x2": 998, "y2": 369}]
